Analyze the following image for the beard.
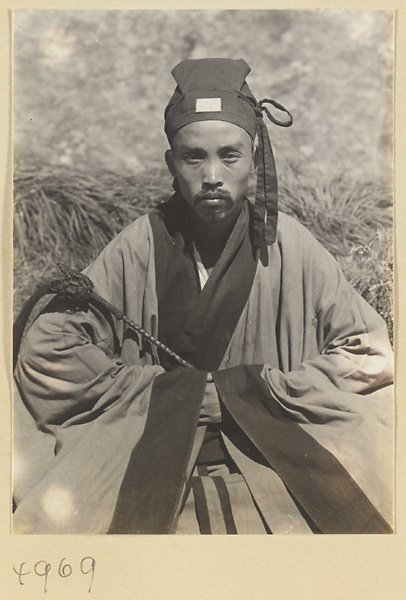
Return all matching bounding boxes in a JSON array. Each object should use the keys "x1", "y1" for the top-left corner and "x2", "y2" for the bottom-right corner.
[{"x1": 193, "y1": 190, "x2": 235, "y2": 223}]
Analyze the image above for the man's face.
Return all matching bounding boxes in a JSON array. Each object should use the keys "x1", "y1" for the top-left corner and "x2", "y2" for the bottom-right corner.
[{"x1": 166, "y1": 120, "x2": 256, "y2": 227}]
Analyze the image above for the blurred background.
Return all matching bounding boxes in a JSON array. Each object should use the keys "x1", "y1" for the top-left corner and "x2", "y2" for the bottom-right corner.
[
  {"x1": 13, "y1": 10, "x2": 394, "y2": 340},
  {"x1": 14, "y1": 9, "x2": 392, "y2": 178}
]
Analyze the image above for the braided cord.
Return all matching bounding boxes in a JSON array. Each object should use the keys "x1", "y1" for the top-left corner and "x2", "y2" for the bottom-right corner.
[{"x1": 121, "y1": 315, "x2": 193, "y2": 369}]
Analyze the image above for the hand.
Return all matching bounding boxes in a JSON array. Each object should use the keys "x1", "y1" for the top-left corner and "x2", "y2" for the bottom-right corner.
[{"x1": 199, "y1": 376, "x2": 222, "y2": 425}]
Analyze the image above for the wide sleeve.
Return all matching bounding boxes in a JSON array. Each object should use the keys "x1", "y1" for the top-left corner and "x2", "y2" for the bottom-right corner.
[
  {"x1": 263, "y1": 223, "x2": 393, "y2": 418},
  {"x1": 12, "y1": 216, "x2": 184, "y2": 534},
  {"x1": 215, "y1": 218, "x2": 393, "y2": 414},
  {"x1": 15, "y1": 309, "x2": 164, "y2": 433}
]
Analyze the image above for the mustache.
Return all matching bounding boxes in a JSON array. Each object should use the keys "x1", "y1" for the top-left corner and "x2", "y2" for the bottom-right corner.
[{"x1": 194, "y1": 190, "x2": 232, "y2": 202}]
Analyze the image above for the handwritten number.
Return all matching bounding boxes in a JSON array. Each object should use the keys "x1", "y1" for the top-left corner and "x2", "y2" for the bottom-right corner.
[
  {"x1": 34, "y1": 561, "x2": 51, "y2": 593},
  {"x1": 80, "y1": 556, "x2": 96, "y2": 593},
  {"x1": 14, "y1": 557, "x2": 95, "y2": 593},
  {"x1": 13, "y1": 562, "x2": 31, "y2": 585},
  {"x1": 58, "y1": 558, "x2": 73, "y2": 578}
]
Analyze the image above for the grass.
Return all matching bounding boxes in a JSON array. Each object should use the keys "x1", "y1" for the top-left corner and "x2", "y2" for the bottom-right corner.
[
  {"x1": 13, "y1": 162, "x2": 393, "y2": 343},
  {"x1": 13, "y1": 162, "x2": 170, "y2": 311},
  {"x1": 336, "y1": 233, "x2": 393, "y2": 344},
  {"x1": 278, "y1": 168, "x2": 392, "y2": 257},
  {"x1": 14, "y1": 163, "x2": 152, "y2": 266}
]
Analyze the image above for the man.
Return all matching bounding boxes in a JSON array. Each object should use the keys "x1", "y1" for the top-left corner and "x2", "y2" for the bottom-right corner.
[{"x1": 13, "y1": 58, "x2": 393, "y2": 535}]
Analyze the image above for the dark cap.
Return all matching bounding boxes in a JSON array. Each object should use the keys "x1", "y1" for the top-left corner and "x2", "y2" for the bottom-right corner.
[{"x1": 165, "y1": 58, "x2": 258, "y2": 142}]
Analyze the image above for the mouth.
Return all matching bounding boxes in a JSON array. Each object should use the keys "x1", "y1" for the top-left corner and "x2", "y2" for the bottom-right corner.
[
  {"x1": 197, "y1": 192, "x2": 231, "y2": 206},
  {"x1": 202, "y1": 197, "x2": 226, "y2": 206}
]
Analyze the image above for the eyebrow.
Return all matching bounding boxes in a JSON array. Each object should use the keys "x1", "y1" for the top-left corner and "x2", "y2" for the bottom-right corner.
[
  {"x1": 177, "y1": 142, "x2": 245, "y2": 154},
  {"x1": 177, "y1": 145, "x2": 203, "y2": 154}
]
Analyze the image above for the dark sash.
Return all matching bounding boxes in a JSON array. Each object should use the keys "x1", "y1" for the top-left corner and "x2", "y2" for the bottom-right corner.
[
  {"x1": 108, "y1": 196, "x2": 258, "y2": 533},
  {"x1": 213, "y1": 364, "x2": 393, "y2": 534},
  {"x1": 108, "y1": 368, "x2": 206, "y2": 534}
]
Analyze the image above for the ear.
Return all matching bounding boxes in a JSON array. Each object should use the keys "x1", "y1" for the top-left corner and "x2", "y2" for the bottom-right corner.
[
  {"x1": 250, "y1": 149, "x2": 258, "y2": 175},
  {"x1": 165, "y1": 149, "x2": 176, "y2": 177},
  {"x1": 251, "y1": 137, "x2": 259, "y2": 172}
]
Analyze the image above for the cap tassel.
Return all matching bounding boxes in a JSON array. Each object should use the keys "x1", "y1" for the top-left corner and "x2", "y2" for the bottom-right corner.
[
  {"x1": 253, "y1": 99, "x2": 293, "y2": 249},
  {"x1": 253, "y1": 118, "x2": 279, "y2": 248}
]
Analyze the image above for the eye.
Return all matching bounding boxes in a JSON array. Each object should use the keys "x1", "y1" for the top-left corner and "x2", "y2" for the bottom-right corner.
[
  {"x1": 222, "y1": 151, "x2": 241, "y2": 163},
  {"x1": 183, "y1": 152, "x2": 204, "y2": 164}
]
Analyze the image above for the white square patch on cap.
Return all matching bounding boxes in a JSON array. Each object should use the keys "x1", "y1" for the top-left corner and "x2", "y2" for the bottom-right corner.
[{"x1": 195, "y1": 98, "x2": 222, "y2": 113}]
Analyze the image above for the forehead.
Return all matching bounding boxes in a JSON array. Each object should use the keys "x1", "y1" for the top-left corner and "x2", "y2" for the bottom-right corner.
[{"x1": 171, "y1": 120, "x2": 253, "y2": 151}]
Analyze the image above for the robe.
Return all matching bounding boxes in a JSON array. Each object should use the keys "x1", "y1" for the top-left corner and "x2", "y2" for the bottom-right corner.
[{"x1": 13, "y1": 195, "x2": 394, "y2": 534}]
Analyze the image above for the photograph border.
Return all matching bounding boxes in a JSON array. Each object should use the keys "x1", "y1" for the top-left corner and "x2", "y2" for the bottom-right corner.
[{"x1": 1, "y1": 3, "x2": 405, "y2": 599}]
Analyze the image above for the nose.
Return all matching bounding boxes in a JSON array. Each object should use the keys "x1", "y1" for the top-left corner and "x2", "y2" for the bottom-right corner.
[{"x1": 202, "y1": 159, "x2": 223, "y2": 189}]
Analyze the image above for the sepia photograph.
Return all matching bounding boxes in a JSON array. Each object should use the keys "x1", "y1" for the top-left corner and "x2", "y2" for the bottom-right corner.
[{"x1": 12, "y1": 9, "x2": 394, "y2": 537}]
